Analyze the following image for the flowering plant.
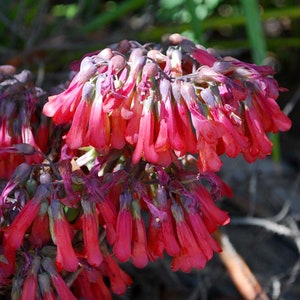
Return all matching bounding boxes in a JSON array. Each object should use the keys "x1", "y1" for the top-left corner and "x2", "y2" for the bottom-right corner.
[{"x1": 0, "y1": 34, "x2": 291, "y2": 299}]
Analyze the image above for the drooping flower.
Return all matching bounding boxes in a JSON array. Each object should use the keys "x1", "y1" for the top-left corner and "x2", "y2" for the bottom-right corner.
[
  {"x1": 20, "y1": 256, "x2": 41, "y2": 300},
  {"x1": 192, "y1": 183, "x2": 230, "y2": 233},
  {"x1": 73, "y1": 268, "x2": 113, "y2": 300},
  {"x1": 81, "y1": 198, "x2": 103, "y2": 267},
  {"x1": 41, "y1": 257, "x2": 77, "y2": 300},
  {"x1": 131, "y1": 199, "x2": 149, "y2": 268},
  {"x1": 43, "y1": 57, "x2": 97, "y2": 124},
  {"x1": 171, "y1": 201, "x2": 207, "y2": 272},
  {"x1": 150, "y1": 185, "x2": 180, "y2": 258},
  {"x1": 29, "y1": 200, "x2": 51, "y2": 248},
  {"x1": 65, "y1": 81, "x2": 94, "y2": 149},
  {"x1": 49, "y1": 198, "x2": 79, "y2": 272},
  {"x1": 42, "y1": 34, "x2": 291, "y2": 172},
  {"x1": 113, "y1": 190, "x2": 133, "y2": 262},
  {"x1": 38, "y1": 273, "x2": 56, "y2": 300},
  {"x1": 102, "y1": 254, "x2": 133, "y2": 295},
  {"x1": 4, "y1": 184, "x2": 49, "y2": 251}
]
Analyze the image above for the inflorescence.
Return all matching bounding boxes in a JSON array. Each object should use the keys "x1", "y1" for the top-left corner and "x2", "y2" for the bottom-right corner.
[{"x1": 0, "y1": 33, "x2": 291, "y2": 299}]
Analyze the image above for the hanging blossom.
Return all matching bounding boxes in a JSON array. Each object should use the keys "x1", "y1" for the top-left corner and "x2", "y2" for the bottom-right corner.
[
  {"x1": 0, "y1": 67, "x2": 50, "y2": 179},
  {"x1": 43, "y1": 33, "x2": 291, "y2": 172},
  {"x1": 0, "y1": 34, "x2": 292, "y2": 299}
]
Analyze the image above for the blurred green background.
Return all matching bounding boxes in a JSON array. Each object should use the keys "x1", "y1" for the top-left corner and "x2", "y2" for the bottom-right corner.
[{"x1": 1, "y1": 0, "x2": 300, "y2": 78}]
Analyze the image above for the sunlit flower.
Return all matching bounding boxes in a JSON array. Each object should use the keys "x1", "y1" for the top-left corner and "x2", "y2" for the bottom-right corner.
[{"x1": 43, "y1": 34, "x2": 291, "y2": 172}]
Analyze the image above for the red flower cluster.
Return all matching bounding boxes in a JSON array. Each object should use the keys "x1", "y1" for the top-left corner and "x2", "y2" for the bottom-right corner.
[
  {"x1": 0, "y1": 155, "x2": 230, "y2": 298},
  {"x1": 0, "y1": 34, "x2": 291, "y2": 299},
  {"x1": 43, "y1": 34, "x2": 291, "y2": 172}
]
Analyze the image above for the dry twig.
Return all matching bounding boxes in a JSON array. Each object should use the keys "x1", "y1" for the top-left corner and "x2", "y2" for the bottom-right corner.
[{"x1": 215, "y1": 230, "x2": 269, "y2": 300}]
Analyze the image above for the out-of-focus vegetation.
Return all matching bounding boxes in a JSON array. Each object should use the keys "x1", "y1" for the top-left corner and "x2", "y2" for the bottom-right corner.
[{"x1": 1, "y1": 1, "x2": 300, "y2": 67}]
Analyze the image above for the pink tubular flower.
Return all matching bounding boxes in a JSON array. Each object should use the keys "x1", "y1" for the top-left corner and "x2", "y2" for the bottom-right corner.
[
  {"x1": 65, "y1": 81, "x2": 93, "y2": 149},
  {"x1": 38, "y1": 273, "x2": 56, "y2": 300},
  {"x1": 43, "y1": 34, "x2": 291, "y2": 171},
  {"x1": 155, "y1": 186, "x2": 180, "y2": 257},
  {"x1": 171, "y1": 201, "x2": 207, "y2": 272},
  {"x1": 50, "y1": 199, "x2": 79, "y2": 272},
  {"x1": 243, "y1": 102, "x2": 273, "y2": 162},
  {"x1": 171, "y1": 81, "x2": 197, "y2": 154},
  {"x1": 73, "y1": 269, "x2": 112, "y2": 300},
  {"x1": 43, "y1": 57, "x2": 97, "y2": 124},
  {"x1": 86, "y1": 179, "x2": 118, "y2": 245},
  {"x1": 84, "y1": 76, "x2": 111, "y2": 152},
  {"x1": 20, "y1": 256, "x2": 40, "y2": 300},
  {"x1": 181, "y1": 195, "x2": 221, "y2": 260},
  {"x1": 252, "y1": 92, "x2": 291, "y2": 133},
  {"x1": 113, "y1": 191, "x2": 133, "y2": 262},
  {"x1": 81, "y1": 199, "x2": 103, "y2": 267},
  {"x1": 185, "y1": 210, "x2": 221, "y2": 259},
  {"x1": 103, "y1": 254, "x2": 132, "y2": 295},
  {"x1": 4, "y1": 184, "x2": 48, "y2": 251},
  {"x1": 131, "y1": 200, "x2": 149, "y2": 268},
  {"x1": 193, "y1": 184, "x2": 230, "y2": 233},
  {"x1": 132, "y1": 92, "x2": 159, "y2": 165},
  {"x1": 147, "y1": 215, "x2": 164, "y2": 260},
  {"x1": 42, "y1": 257, "x2": 77, "y2": 300},
  {"x1": 35, "y1": 115, "x2": 50, "y2": 153},
  {"x1": 110, "y1": 108, "x2": 126, "y2": 149},
  {"x1": 29, "y1": 200, "x2": 51, "y2": 248},
  {"x1": 155, "y1": 79, "x2": 186, "y2": 155}
]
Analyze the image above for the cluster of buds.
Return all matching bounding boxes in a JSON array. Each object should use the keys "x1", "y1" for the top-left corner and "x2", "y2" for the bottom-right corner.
[{"x1": 0, "y1": 33, "x2": 291, "y2": 299}]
